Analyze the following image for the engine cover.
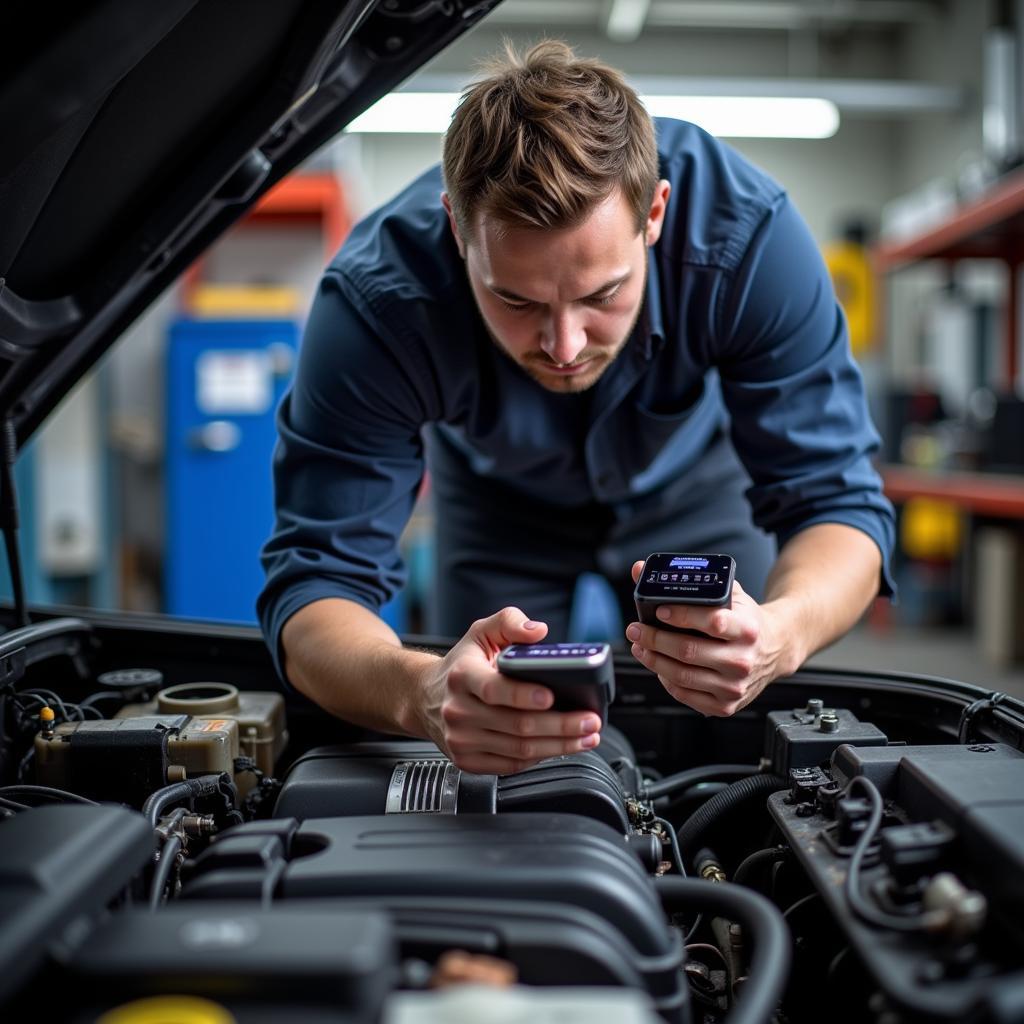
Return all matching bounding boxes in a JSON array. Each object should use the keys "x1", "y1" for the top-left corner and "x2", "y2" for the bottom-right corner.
[
  {"x1": 179, "y1": 812, "x2": 688, "y2": 1020},
  {"x1": 273, "y1": 741, "x2": 631, "y2": 833}
]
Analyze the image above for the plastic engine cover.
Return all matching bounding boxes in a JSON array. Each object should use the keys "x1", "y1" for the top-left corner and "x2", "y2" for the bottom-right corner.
[{"x1": 273, "y1": 741, "x2": 630, "y2": 833}]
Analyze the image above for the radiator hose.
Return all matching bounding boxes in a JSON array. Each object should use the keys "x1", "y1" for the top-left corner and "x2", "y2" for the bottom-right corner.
[
  {"x1": 676, "y1": 773, "x2": 788, "y2": 859},
  {"x1": 656, "y1": 876, "x2": 791, "y2": 1024}
]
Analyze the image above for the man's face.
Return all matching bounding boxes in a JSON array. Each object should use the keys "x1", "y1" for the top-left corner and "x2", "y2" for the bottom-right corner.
[{"x1": 444, "y1": 182, "x2": 671, "y2": 393}]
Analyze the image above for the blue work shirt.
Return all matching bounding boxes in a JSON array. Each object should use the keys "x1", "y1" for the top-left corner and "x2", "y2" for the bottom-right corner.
[{"x1": 258, "y1": 118, "x2": 895, "y2": 678}]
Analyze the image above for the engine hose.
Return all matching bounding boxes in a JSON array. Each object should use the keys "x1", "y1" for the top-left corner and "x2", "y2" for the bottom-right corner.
[
  {"x1": 644, "y1": 764, "x2": 760, "y2": 801},
  {"x1": 143, "y1": 774, "x2": 224, "y2": 829},
  {"x1": 732, "y1": 846, "x2": 791, "y2": 890},
  {"x1": 676, "y1": 774, "x2": 788, "y2": 859},
  {"x1": 149, "y1": 834, "x2": 183, "y2": 910},
  {"x1": 656, "y1": 877, "x2": 791, "y2": 1024}
]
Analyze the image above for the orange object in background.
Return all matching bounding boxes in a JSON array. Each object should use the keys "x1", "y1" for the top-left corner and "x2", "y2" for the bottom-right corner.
[{"x1": 180, "y1": 173, "x2": 351, "y2": 312}]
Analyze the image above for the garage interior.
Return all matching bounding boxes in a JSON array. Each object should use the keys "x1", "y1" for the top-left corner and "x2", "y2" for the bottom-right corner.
[{"x1": 3, "y1": 0, "x2": 1024, "y2": 696}]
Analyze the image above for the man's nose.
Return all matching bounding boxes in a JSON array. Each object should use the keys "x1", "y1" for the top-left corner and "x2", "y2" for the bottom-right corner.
[{"x1": 540, "y1": 310, "x2": 587, "y2": 365}]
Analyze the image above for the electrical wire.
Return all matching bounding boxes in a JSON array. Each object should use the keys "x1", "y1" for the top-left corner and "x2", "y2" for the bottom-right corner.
[
  {"x1": 653, "y1": 815, "x2": 687, "y2": 877},
  {"x1": 14, "y1": 689, "x2": 71, "y2": 721},
  {"x1": 0, "y1": 784, "x2": 98, "y2": 805},
  {"x1": 843, "y1": 776, "x2": 942, "y2": 933},
  {"x1": 23, "y1": 688, "x2": 74, "y2": 718},
  {"x1": 79, "y1": 690, "x2": 125, "y2": 710}
]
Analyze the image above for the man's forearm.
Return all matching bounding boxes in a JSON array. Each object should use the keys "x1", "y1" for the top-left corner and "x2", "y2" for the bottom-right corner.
[
  {"x1": 280, "y1": 597, "x2": 438, "y2": 736},
  {"x1": 761, "y1": 523, "x2": 883, "y2": 675}
]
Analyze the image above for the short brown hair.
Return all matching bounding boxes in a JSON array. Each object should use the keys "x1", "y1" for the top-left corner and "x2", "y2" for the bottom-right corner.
[{"x1": 442, "y1": 39, "x2": 659, "y2": 240}]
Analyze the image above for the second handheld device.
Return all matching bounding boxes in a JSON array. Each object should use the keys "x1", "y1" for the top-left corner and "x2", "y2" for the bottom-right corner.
[
  {"x1": 497, "y1": 642, "x2": 614, "y2": 724},
  {"x1": 633, "y1": 552, "x2": 736, "y2": 634}
]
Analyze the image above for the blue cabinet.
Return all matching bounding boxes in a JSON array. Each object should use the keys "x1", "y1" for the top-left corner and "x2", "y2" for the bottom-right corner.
[
  {"x1": 165, "y1": 317, "x2": 406, "y2": 631},
  {"x1": 165, "y1": 318, "x2": 297, "y2": 622}
]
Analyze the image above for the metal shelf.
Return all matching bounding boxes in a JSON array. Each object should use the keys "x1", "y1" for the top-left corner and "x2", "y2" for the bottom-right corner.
[
  {"x1": 881, "y1": 463, "x2": 1024, "y2": 519},
  {"x1": 874, "y1": 166, "x2": 1024, "y2": 384}
]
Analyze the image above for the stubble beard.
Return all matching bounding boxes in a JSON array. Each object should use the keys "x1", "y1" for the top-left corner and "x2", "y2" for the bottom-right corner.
[{"x1": 482, "y1": 272, "x2": 648, "y2": 395}]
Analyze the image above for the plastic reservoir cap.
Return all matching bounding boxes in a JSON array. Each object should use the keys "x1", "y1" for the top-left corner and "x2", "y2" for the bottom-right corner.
[
  {"x1": 39, "y1": 706, "x2": 55, "y2": 723},
  {"x1": 97, "y1": 996, "x2": 236, "y2": 1024},
  {"x1": 156, "y1": 682, "x2": 240, "y2": 715}
]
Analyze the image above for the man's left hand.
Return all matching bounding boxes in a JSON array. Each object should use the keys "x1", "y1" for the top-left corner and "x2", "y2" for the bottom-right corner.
[{"x1": 624, "y1": 559, "x2": 799, "y2": 716}]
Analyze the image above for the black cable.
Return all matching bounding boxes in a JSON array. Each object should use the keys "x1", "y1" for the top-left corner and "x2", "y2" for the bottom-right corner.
[
  {"x1": 645, "y1": 763, "x2": 760, "y2": 800},
  {"x1": 15, "y1": 746, "x2": 34, "y2": 783},
  {"x1": 148, "y1": 834, "x2": 183, "y2": 910},
  {"x1": 957, "y1": 692, "x2": 1007, "y2": 744},
  {"x1": 142, "y1": 775, "x2": 223, "y2": 829},
  {"x1": 17, "y1": 689, "x2": 71, "y2": 721},
  {"x1": 676, "y1": 773, "x2": 788, "y2": 859},
  {"x1": 653, "y1": 815, "x2": 687, "y2": 877},
  {"x1": 79, "y1": 690, "x2": 125, "y2": 710},
  {"x1": 782, "y1": 892, "x2": 821, "y2": 920},
  {"x1": 732, "y1": 846, "x2": 790, "y2": 889},
  {"x1": 656, "y1": 877, "x2": 791, "y2": 1024},
  {"x1": 0, "y1": 795, "x2": 30, "y2": 812},
  {"x1": 843, "y1": 776, "x2": 939, "y2": 933},
  {"x1": 0, "y1": 784, "x2": 97, "y2": 805}
]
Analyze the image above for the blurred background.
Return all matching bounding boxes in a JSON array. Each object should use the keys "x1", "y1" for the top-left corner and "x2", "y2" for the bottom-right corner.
[{"x1": 7, "y1": 0, "x2": 1024, "y2": 694}]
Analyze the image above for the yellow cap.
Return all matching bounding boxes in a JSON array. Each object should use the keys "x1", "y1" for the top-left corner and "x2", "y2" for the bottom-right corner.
[
  {"x1": 39, "y1": 706, "x2": 55, "y2": 723},
  {"x1": 97, "y1": 996, "x2": 237, "y2": 1024}
]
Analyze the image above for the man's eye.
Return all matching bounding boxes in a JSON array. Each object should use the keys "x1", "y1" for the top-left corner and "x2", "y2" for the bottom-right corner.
[
  {"x1": 590, "y1": 290, "x2": 619, "y2": 306},
  {"x1": 499, "y1": 300, "x2": 533, "y2": 313}
]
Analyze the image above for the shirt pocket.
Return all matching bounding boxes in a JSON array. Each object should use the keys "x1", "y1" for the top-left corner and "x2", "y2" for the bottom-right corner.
[{"x1": 625, "y1": 377, "x2": 710, "y2": 475}]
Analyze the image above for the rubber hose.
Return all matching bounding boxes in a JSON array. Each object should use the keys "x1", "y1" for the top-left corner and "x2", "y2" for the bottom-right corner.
[
  {"x1": 656, "y1": 876, "x2": 791, "y2": 1024},
  {"x1": 732, "y1": 846, "x2": 790, "y2": 890},
  {"x1": 645, "y1": 764, "x2": 760, "y2": 800},
  {"x1": 149, "y1": 834, "x2": 183, "y2": 910},
  {"x1": 143, "y1": 774, "x2": 223, "y2": 829},
  {"x1": 676, "y1": 774, "x2": 788, "y2": 858}
]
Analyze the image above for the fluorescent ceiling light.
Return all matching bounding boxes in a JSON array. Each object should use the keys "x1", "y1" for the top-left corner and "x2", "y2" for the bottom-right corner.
[
  {"x1": 346, "y1": 93, "x2": 461, "y2": 135},
  {"x1": 643, "y1": 95, "x2": 839, "y2": 138},
  {"x1": 346, "y1": 92, "x2": 840, "y2": 139}
]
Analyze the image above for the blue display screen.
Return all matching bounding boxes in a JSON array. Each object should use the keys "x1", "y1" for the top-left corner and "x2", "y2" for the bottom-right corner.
[{"x1": 636, "y1": 552, "x2": 734, "y2": 601}]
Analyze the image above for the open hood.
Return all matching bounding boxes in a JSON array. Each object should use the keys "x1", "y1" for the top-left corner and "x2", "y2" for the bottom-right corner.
[{"x1": 0, "y1": 0, "x2": 501, "y2": 446}]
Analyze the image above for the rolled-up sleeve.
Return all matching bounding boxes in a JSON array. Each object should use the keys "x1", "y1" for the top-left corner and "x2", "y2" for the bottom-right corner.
[
  {"x1": 716, "y1": 194, "x2": 896, "y2": 595},
  {"x1": 257, "y1": 270, "x2": 433, "y2": 681}
]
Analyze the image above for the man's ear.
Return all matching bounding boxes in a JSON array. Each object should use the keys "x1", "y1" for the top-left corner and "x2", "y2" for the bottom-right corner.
[
  {"x1": 441, "y1": 192, "x2": 467, "y2": 259},
  {"x1": 644, "y1": 180, "x2": 672, "y2": 247}
]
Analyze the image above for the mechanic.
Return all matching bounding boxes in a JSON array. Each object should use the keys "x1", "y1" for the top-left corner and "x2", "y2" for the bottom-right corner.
[{"x1": 258, "y1": 40, "x2": 895, "y2": 775}]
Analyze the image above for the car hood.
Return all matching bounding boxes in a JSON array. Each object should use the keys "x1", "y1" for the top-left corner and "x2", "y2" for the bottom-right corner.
[{"x1": 0, "y1": 0, "x2": 500, "y2": 447}]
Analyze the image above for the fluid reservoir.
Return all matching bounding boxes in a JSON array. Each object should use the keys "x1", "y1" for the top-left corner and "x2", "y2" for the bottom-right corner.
[{"x1": 118, "y1": 682, "x2": 287, "y2": 775}]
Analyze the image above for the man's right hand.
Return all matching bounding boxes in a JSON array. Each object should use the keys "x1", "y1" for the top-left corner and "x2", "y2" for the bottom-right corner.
[{"x1": 416, "y1": 606, "x2": 603, "y2": 775}]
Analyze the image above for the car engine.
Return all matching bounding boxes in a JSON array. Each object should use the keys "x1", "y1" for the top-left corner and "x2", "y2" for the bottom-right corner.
[{"x1": 1, "y1": 616, "x2": 1023, "y2": 1024}]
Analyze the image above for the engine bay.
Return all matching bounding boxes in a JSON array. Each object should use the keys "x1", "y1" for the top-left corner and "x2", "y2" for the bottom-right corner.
[{"x1": 2, "y1": 615, "x2": 1023, "y2": 1024}]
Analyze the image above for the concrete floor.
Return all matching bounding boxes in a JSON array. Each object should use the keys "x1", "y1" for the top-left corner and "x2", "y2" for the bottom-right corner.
[{"x1": 807, "y1": 623, "x2": 1024, "y2": 698}]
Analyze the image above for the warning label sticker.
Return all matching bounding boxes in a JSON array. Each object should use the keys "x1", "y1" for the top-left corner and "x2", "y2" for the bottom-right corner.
[{"x1": 191, "y1": 719, "x2": 231, "y2": 732}]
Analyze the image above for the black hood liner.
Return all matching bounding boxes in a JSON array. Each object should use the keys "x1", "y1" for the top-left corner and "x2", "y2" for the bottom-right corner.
[{"x1": 0, "y1": 0, "x2": 502, "y2": 444}]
